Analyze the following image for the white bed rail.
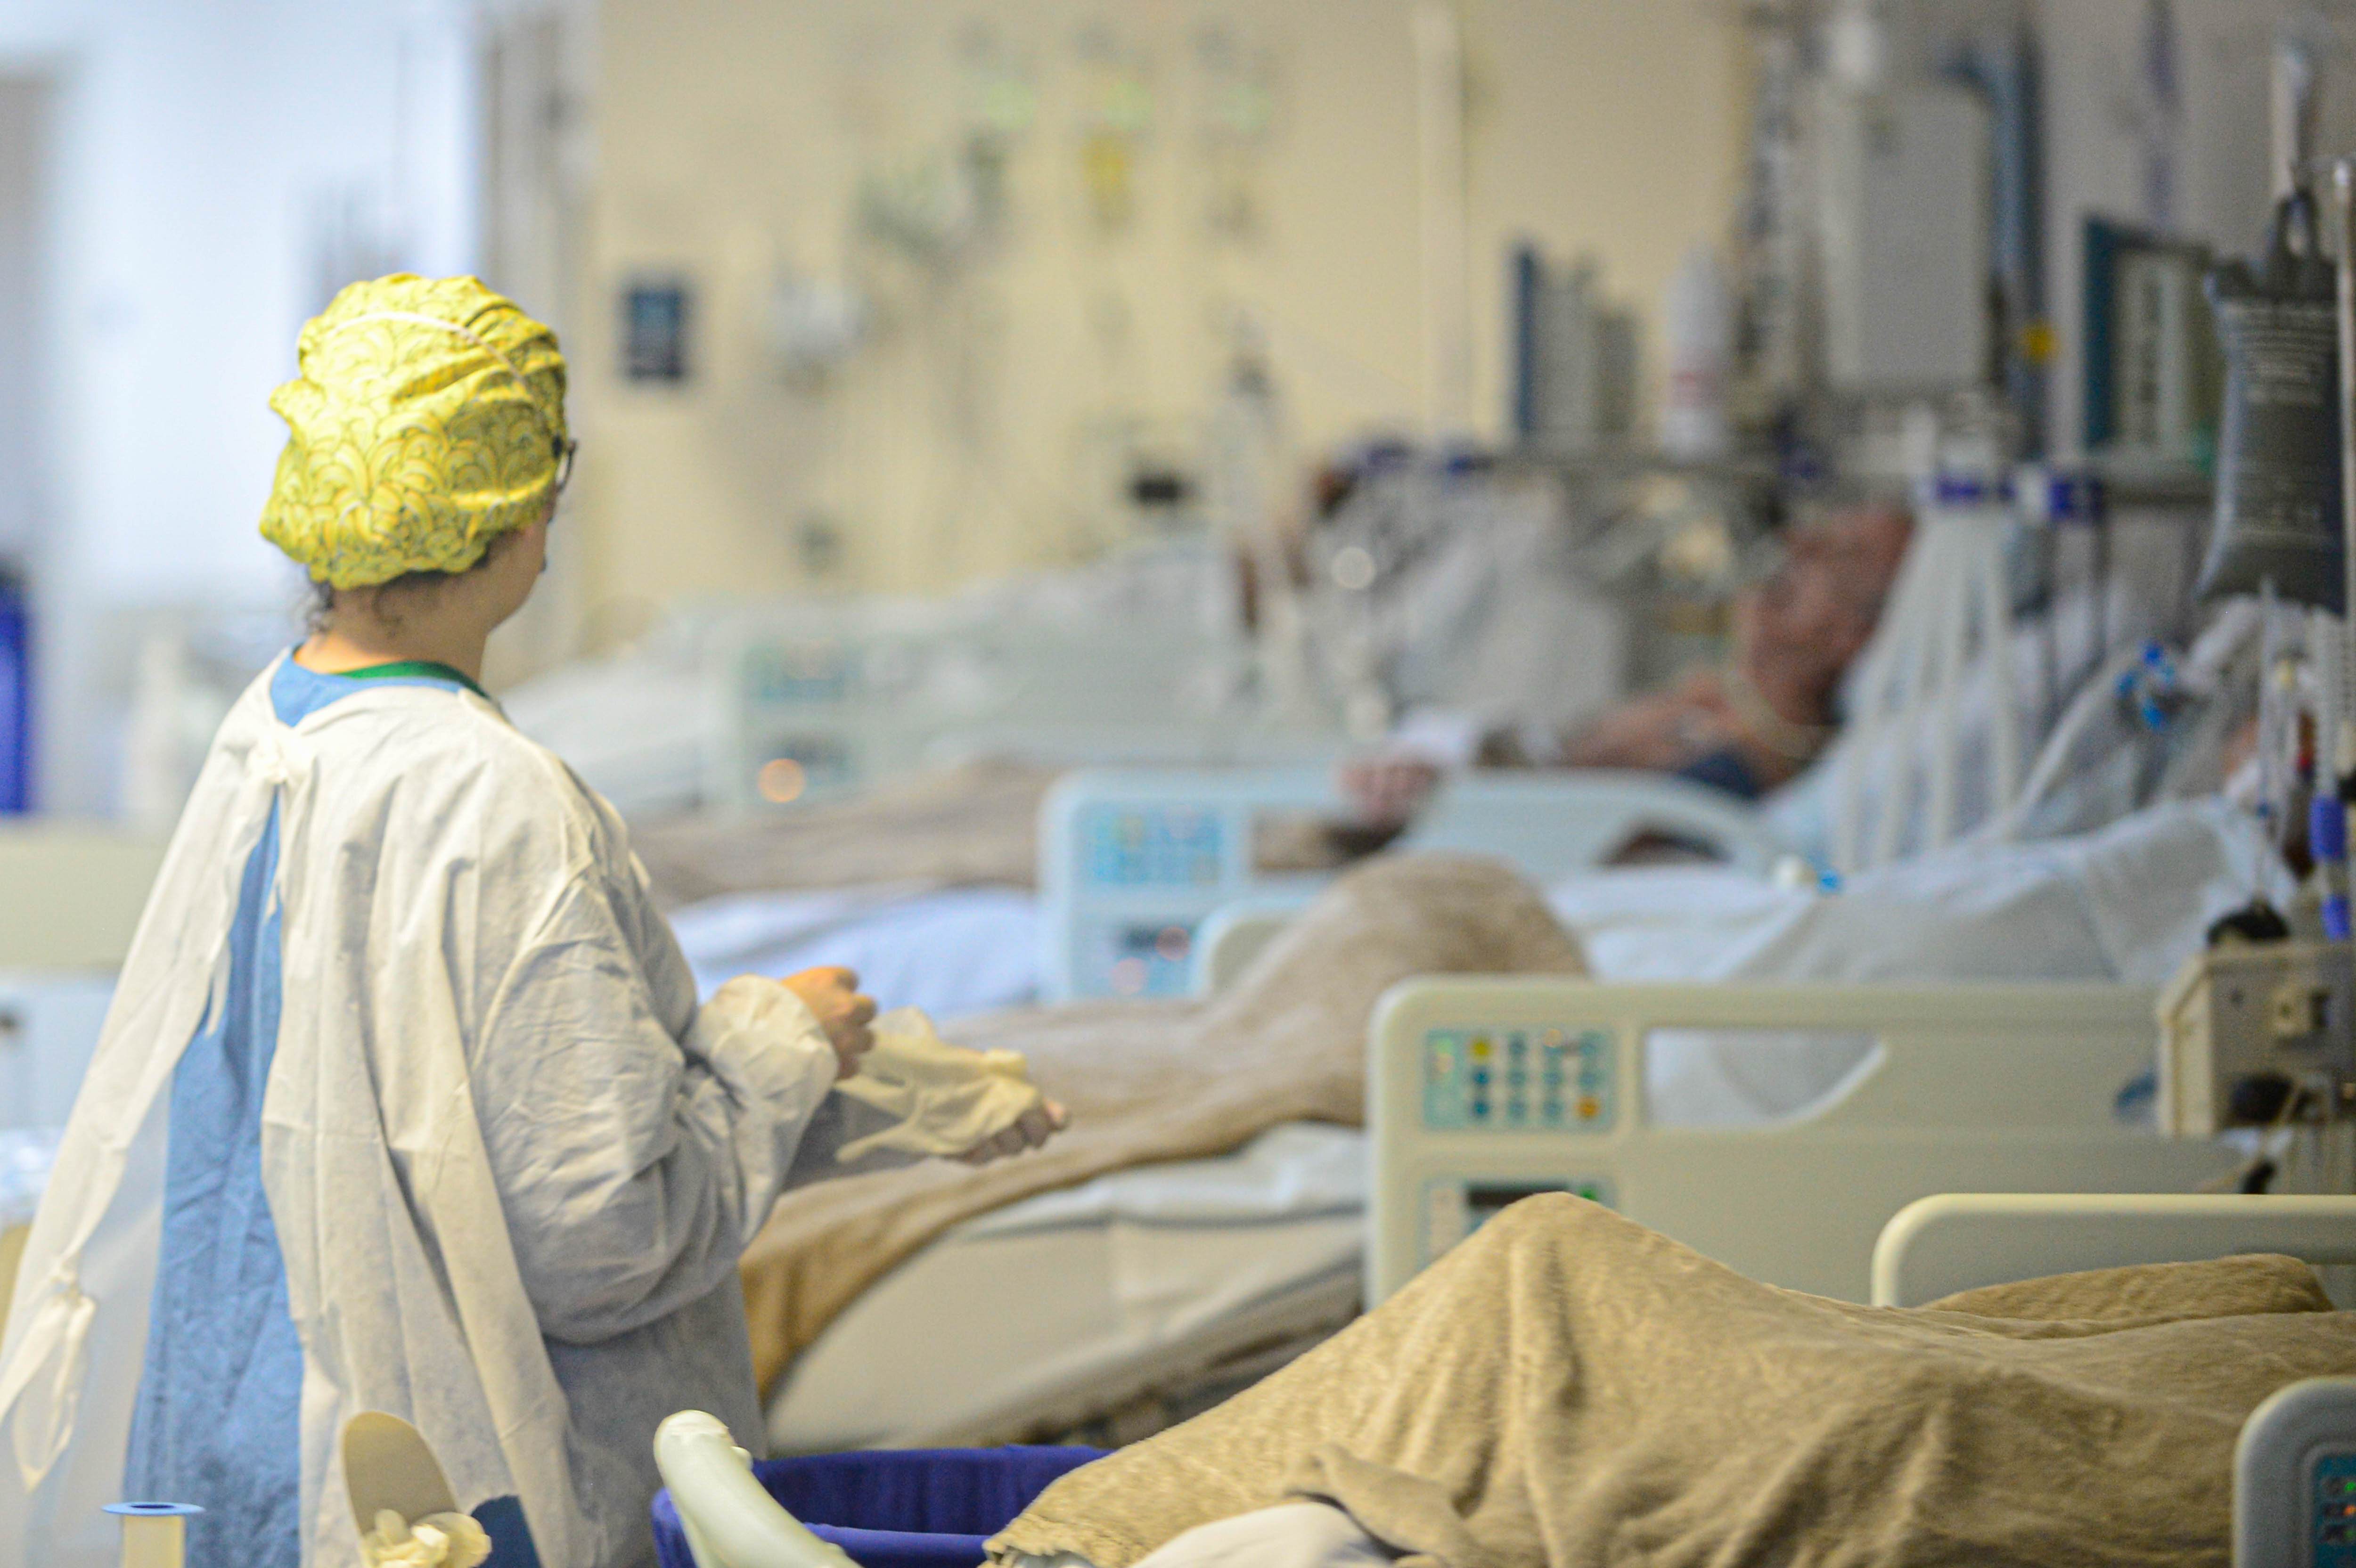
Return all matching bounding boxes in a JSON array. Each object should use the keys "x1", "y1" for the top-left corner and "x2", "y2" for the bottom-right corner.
[
  {"x1": 1367, "y1": 978, "x2": 2243, "y2": 1304},
  {"x1": 654, "y1": 1411, "x2": 856, "y2": 1568},
  {"x1": 1193, "y1": 898, "x2": 1317, "y2": 996},
  {"x1": 1872, "y1": 1192, "x2": 2356, "y2": 1307},
  {"x1": 1042, "y1": 767, "x2": 1791, "y2": 1001}
]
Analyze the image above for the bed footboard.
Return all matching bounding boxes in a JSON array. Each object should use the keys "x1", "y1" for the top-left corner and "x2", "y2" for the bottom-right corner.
[
  {"x1": 1367, "y1": 978, "x2": 2244, "y2": 1304},
  {"x1": 1042, "y1": 768, "x2": 1793, "y2": 1001}
]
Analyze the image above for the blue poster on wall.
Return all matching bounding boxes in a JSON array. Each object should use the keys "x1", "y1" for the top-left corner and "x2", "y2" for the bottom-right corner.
[{"x1": 0, "y1": 573, "x2": 26, "y2": 813}]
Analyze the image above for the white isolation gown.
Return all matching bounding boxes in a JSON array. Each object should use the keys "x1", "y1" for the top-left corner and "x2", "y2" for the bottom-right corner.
[{"x1": 0, "y1": 656, "x2": 870, "y2": 1568}]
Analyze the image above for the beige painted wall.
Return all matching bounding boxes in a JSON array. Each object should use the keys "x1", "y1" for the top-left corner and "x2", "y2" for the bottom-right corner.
[{"x1": 569, "y1": 0, "x2": 1744, "y2": 629}]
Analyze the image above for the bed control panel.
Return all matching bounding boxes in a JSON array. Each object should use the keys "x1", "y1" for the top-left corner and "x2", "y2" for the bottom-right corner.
[
  {"x1": 2233, "y1": 1377, "x2": 2356, "y2": 1568},
  {"x1": 1080, "y1": 807, "x2": 1226, "y2": 889},
  {"x1": 1422, "y1": 1028, "x2": 1613, "y2": 1132},
  {"x1": 1421, "y1": 1177, "x2": 1614, "y2": 1266},
  {"x1": 2317, "y1": 1454, "x2": 2356, "y2": 1563},
  {"x1": 743, "y1": 641, "x2": 856, "y2": 706}
]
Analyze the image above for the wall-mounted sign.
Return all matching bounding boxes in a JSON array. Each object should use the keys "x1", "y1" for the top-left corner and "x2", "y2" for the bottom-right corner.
[{"x1": 623, "y1": 278, "x2": 690, "y2": 382}]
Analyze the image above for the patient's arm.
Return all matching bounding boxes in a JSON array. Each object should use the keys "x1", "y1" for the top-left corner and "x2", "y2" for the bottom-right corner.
[{"x1": 1337, "y1": 754, "x2": 1444, "y2": 828}]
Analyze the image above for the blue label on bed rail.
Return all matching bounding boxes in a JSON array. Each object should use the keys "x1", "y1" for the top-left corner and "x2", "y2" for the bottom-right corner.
[{"x1": 1422, "y1": 1029, "x2": 1612, "y2": 1132}]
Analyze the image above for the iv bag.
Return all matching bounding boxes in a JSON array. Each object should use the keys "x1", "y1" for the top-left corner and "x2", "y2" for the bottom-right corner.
[{"x1": 2196, "y1": 190, "x2": 2343, "y2": 612}]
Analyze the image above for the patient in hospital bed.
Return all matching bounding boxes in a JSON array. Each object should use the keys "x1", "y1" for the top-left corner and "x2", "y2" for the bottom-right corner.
[
  {"x1": 738, "y1": 794, "x2": 2286, "y2": 1429},
  {"x1": 986, "y1": 1194, "x2": 2356, "y2": 1568},
  {"x1": 1344, "y1": 501, "x2": 1914, "y2": 826}
]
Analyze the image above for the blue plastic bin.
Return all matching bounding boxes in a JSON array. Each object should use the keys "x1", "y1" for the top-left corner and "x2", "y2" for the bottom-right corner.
[{"x1": 651, "y1": 1446, "x2": 1106, "y2": 1568}]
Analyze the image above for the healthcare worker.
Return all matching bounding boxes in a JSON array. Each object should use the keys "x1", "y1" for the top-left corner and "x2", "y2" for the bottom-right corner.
[{"x1": 0, "y1": 276, "x2": 1058, "y2": 1568}]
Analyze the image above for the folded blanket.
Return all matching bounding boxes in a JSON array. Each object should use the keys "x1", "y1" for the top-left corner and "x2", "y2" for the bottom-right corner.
[
  {"x1": 990, "y1": 1196, "x2": 2356, "y2": 1568},
  {"x1": 738, "y1": 854, "x2": 1587, "y2": 1394}
]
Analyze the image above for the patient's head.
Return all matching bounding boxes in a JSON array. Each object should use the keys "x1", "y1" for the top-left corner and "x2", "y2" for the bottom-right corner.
[{"x1": 1738, "y1": 502, "x2": 1912, "y2": 720}]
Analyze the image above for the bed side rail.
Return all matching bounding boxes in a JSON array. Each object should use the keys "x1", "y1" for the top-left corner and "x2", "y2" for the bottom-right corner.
[
  {"x1": 653, "y1": 1411, "x2": 856, "y2": 1568},
  {"x1": 1366, "y1": 977, "x2": 2242, "y2": 1306},
  {"x1": 1872, "y1": 1192, "x2": 2356, "y2": 1307}
]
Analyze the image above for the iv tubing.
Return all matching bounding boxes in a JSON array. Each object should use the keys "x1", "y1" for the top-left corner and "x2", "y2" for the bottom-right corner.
[
  {"x1": 2261, "y1": 580, "x2": 2287, "y2": 849},
  {"x1": 1927, "y1": 530, "x2": 1969, "y2": 847},
  {"x1": 2336, "y1": 161, "x2": 2356, "y2": 768},
  {"x1": 1986, "y1": 525, "x2": 2023, "y2": 830}
]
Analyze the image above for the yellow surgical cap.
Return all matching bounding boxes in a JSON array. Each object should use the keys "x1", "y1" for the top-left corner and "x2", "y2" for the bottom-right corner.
[{"x1": 261, "y1": 274, "x2": 569, "y2": 589}]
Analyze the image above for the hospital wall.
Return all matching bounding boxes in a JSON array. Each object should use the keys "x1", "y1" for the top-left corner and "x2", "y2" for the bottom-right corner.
[
  {"x1": 0, "y1": 0, "x2": 489, "y2": 813},
  {"x1": 566, "y1": 0, "x2": 2356, "y2": 639},
  {"x1": 565, "y1": 0, "x2": 1751, "y2": 631}
]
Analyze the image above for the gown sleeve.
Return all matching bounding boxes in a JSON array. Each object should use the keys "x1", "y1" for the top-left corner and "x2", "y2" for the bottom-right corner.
[{"x1": 468, "y1": 869, "x2": 841, "y2": 1345}]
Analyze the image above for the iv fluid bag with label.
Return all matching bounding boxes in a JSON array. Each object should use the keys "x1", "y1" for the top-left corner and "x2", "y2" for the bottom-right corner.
[{"x1": 2197, "y1": 192, "x2": 2343, "y2": 612}]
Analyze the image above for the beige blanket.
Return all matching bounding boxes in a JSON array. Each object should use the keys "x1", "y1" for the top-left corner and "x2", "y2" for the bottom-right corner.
[
  {"x1": 990, "y1": 1197, "x2": 2356, "y2": 1568},
  {"x1": 739, "y1": 854, "x2": 1586, "y2": 1395},
  {"x1": 631, "y1": 760, "x2": 1057, "y2": 906}
]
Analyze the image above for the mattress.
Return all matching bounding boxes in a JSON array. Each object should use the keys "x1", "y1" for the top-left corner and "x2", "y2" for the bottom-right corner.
[{"x1": 765, "y1": 1123, "x2": 1366, "y2": 1453}]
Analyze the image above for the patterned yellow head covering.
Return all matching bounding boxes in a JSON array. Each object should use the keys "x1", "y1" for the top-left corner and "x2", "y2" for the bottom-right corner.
[{"x1": 261, "y1": 274, "x2": 569, "y2": 589}]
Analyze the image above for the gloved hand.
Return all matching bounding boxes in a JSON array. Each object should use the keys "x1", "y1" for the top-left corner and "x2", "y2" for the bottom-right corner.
[
  {"x1": 359, "y1": 1509, "x2": 491, "y2": 1568},
  {"x1": 781, "y1": 966, "x2": 877, "y2": 1080},
  {"x1": 834, "y1": 1008, "x2": 1066, "y2": 1163},
  {"x1": 957, "y1": 1098, "x2": 1067, "y2": 1165}
]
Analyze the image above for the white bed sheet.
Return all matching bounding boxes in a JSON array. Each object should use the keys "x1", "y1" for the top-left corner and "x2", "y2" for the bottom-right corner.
[
  {"x1": 1552, "y1": 797, "x2": 2289, "y2": 1126},
  {"x1": 1554, "y1": 796, "x2": 2282, "y2": 988},
  {"x1": 764, "y1": 1124, "x2": 1365, "y2": 1452},
  {"x1": 676, "y1": 800, "x2": 2280, "y2": 1144},
  {"x1": 669, "y1": 884, "x2": 1041, "y2": 1021}
]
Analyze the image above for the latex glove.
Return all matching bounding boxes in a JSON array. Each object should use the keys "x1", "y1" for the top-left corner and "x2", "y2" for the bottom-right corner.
[
  {"x1": 834, "y1": 1008, "x2": 1057, "y2": 1161},
  {"x1": 360, "y1": 1509, "x2": 491, "y2": 1568}
]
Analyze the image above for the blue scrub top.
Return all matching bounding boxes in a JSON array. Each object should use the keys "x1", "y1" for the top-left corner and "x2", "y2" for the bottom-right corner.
[{"x1": 123, "y1": 657, "x2": 537, "y2": 1568}]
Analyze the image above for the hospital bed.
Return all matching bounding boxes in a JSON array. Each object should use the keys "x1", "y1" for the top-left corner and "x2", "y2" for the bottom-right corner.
[
  {"x1": 1039, "y1": 765, "x2": 1792, "y2": 1000},
  {"x1": 1061, "y1": 524, "x2": 2240, "y2": 1005},
  {"x1": 764, "y1": 1123, "x2": 1366, "y2": 1453},
  {"x1": 671, "y1": 756, "x2": 1802, "y2": 1019},
  {"x1": 507, "y1": 542, "x2": 1357, "y2": 819},
  {"x1": 701, "y1": 596, "x2": 1342, "y2": 812},
  {"x1": 674, "y1": 1196, "x2": 2356, "y2": 1568},
  {"x1": 761, "y1": 972, "x2": 2272, "y2": 1455},
  {"x1": 769, "y1": 787, "x2": 2284, "y2": 1452}
]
